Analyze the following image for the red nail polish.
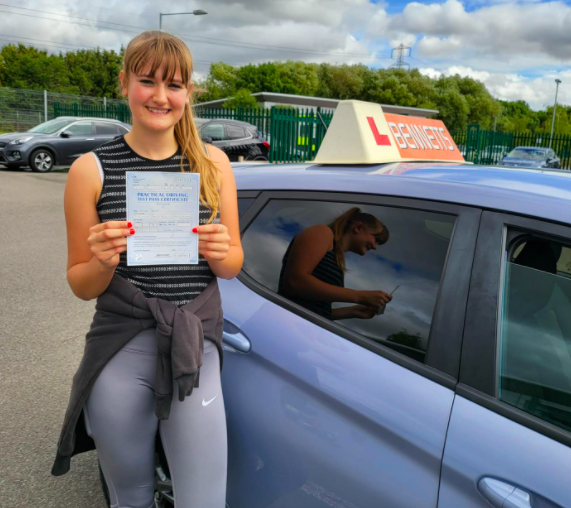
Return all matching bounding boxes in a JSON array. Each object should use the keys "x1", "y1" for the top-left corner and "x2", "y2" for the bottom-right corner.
[
  {"x1": 130, "y1": 229, "x2": 135, "y2": 235},
  {"x1": 192, "y1": 227, "x2": 198, "y2": 233},
  {"x1": 127, "y1": 221, "x2": 132, "y2": 227}
]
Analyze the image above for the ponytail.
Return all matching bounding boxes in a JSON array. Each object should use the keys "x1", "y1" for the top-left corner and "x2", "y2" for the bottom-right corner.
[{"x1": 175, "y1": 98, "x2": 220, "y2": 223}]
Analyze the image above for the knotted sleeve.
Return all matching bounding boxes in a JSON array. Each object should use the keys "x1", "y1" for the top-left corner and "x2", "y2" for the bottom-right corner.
[{"x1": 147, "y1": 298, "x2": 204, "y2": 420}]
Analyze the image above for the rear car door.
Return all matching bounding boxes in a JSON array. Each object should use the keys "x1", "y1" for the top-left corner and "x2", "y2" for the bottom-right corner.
[
  {"x1": 220, "y1": 191, "x2": 481, "y2": 508},
  {"x1": 93, "y1": 121, "x2": 121, "y2": 147},
  {"x1": 225, "y1": 124, "x2": 257, "y2": 161},
  {"x1": 438, "y1": 212, "x2": 571, "y2": 508}
]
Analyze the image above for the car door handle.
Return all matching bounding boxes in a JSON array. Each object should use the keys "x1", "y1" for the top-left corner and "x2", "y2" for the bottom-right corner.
[
  {"x1": 222, "y1": 320, "x2": 251, "y2": 353},
  {"x1": 478, "y1": 478, "x2": 531, "y2": 508}
]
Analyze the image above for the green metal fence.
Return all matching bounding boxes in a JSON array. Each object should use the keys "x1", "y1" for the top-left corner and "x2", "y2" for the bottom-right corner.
[
  {"x1": 196, "y1": 106, "x2": 334, "y2": 162},
  {"x1": 54, "y1": 100, "x2": 571, "y2": 169},
  {"x1": 269, "y1": 107, "x2": 333, "y2": 163},
  {"x1": 450, "y1": 125, "x2": 571, "y2": 169},
  {"x1": 53, "y1": 102, "x2": 132, "y2": 123}
]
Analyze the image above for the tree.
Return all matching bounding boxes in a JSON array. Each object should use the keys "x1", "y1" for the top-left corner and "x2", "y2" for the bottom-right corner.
[
  {"x1": 222, "y1": 89, "x2": 260, "y2": 109},
  {"x1": 434, "y1": 77, "x2": 470, "y2": 131}
]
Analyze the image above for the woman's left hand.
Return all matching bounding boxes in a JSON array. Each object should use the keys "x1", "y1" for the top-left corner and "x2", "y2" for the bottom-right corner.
[
  {"x1": 350, "y1": 304, "x2": 379, "y2": 320},
  {"x1": 194, "y1": 223, "x2": 231, "y2": 261}
]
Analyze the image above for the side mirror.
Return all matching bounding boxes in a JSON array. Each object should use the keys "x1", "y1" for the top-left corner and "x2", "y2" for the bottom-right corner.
[
  {"x1": 60, "y1": 131, "x2": 72, "y2": 138},
  {"x1": 201, "y1": 136, "x2": 213, "y2": 144}
]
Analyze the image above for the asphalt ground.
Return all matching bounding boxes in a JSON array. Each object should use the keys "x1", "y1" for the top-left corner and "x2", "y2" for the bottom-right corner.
[{"x1": 0, "y1": 167, "x2": 107, "y2": 507}]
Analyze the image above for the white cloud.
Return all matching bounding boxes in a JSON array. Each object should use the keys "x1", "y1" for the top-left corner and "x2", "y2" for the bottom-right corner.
[
  {"x1": 420, "y1": 66, "x2": 571, "y2": 110},
  {"x1": 393, "y1": 0, "x2": 571, "y2": 61}
]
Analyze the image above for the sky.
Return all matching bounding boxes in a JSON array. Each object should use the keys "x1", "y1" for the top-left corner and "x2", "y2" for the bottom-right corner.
[{"x1": 0, "y1": 0, "x2": 570, "y2": 110}]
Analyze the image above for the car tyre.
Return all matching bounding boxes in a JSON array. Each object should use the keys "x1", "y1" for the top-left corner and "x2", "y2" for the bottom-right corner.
[
  {"x1": 30, "y1": 149, "x2": 54, "y2": 172},
  {"x1": 247, "y1": 155, "x2": 269, "y2": 162}
]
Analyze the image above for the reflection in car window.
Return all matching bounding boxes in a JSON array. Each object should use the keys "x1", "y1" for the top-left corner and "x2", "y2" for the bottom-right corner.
[
  {"x1": 95, "y1": 122, "x2": 118, "y2": 135},
  {"x1": 227, "y1": 125, "x2": 247, "y2": 140},
  {"x1": 238, "y1": 198, "x2": 255, "y2": 218},
  {"x1": 201, "y1": 123, "x2": 225, "y2": 141},
  {"x1": 28, "y1": 119, "x2": 73, "y2": 134},
  {"x1": 65, "y1": 122, "x2": 92, "y2": 136},
  {"x1": 500, "y1": 236, "x2": 571, "y2": 432},
  {"x1": 241, "y1": 199, "x2": 455, "y2": 362}
]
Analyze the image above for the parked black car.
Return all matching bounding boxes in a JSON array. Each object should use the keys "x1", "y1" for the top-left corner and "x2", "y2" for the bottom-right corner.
[
  {"x1": 0, "y1": 117, "x2": 131, "y2": 172},
  {"x1": 195, "y1": 118, "x2": 270, "y2": 162},
  {"x1": 498, "y1": 146, "x2": 561, "y2": 169}
]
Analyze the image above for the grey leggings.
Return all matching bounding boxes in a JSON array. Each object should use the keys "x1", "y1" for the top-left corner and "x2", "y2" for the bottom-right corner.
[{"x1": 83, "y1": 328, "x2": 227, "y2": 508}]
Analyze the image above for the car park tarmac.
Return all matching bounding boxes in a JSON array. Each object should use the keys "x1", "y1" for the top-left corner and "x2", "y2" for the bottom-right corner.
[{"x1": 0, "y1": 169, "x2": 106, "y2": 508}]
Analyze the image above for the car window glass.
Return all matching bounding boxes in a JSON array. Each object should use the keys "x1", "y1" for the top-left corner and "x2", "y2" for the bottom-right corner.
[
  {"x1": 227, "y1": 125, "x2": 247, "y2": 140},
  {"x1": 240, "y1": 199, "x2": 456, "y2": 363},
  {"x1": 65, "y1": 122, "x2": 92, "y2": 136},
  {"x1": 28, "y1": 118, "x2": 73, "y2": 134},
  {"x1": 95, "y1": 122, "x2": 119, "y2": 135},
  {"x1": 117, "y1": 125, "x2": 129, "y2": 135},
  {"x1": 238, "y1": 198, "x2": 255, "y2": 218},
  {"x1": 500, "y1": 235, "x2": 571, "y2": 432},
  {"x1": 201, "y1": 123, "x2": 225, "y2": 141}
]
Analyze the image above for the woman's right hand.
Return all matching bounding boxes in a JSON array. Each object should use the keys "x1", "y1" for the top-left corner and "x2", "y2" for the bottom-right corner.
[
  {"x1": 356, "y1": 290, "x2": 392, "y2": 307},
  {"x1": 87, "y1": 221, "x2": 134, "y2": 269}
]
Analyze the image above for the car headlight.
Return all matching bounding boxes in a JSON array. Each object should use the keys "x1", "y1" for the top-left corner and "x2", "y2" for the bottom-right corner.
[{"x1": 9, "y1": 137, "x2": 33, "y2": 145}]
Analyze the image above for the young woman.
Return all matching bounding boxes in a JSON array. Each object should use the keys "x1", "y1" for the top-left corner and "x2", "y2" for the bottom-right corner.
[
  {"x1": 278, "y1": 207, "x2": 392, "y2": 320},
  {"x1": 52, "y1": 31, "x2": 243, "y2": 508}
]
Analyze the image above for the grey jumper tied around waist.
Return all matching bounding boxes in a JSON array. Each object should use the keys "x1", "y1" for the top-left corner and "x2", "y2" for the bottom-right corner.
[{"x1": 51, "y1": 274, "x2": 223, "y2": 476}]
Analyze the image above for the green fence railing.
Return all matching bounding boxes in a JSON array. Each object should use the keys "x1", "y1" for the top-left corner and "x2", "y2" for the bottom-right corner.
[
  {"x1": 269, "y1": 107, "x2": 334, "y2": 163},
  {"x1": 196, "y1": 106, "x2": 334, "y2": 162},
  {"x1": 53, "y1": 102, "x2": 132, "y2": 123}
]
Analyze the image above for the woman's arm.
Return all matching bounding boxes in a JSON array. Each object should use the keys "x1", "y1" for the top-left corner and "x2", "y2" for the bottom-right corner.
[
  {"x1": 282, "y1": 225, "x2": 360, "y2": 304},
  {"x1": 64, "y1": 153, "x2": 131, "y2": 300},
  {"x1": 198, "y1": 145, "x2": 243, "y2": 280}
]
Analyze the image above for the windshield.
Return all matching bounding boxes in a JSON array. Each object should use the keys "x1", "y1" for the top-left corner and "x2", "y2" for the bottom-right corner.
[
  {"x1": 506, "y1": 148, "x2": 547, "y2": 161},
  {"x1": 28, "y1": 119, "x2": 74, "y2": 134}
]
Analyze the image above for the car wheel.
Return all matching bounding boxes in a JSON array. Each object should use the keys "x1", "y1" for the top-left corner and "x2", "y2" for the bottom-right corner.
[
  {"x1": 246, "y1": 155, "x2": 269, "y2": 162},
  {"x1": 30, "y1": 149, "x2": 54, "y2": 172}
]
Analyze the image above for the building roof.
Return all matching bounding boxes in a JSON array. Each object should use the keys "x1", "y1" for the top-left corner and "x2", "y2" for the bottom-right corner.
[
  {"x1": 231, "y1": 162, "x2": 571, "y2": 225},
  {"x1": 196, "y1": 92, "x2": 439, "y2": 118}
]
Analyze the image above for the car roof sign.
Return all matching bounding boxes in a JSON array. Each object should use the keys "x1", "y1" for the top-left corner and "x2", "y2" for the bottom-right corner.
[{"x1": 313, "y1": 100, "x2": 466, "y2": 165}]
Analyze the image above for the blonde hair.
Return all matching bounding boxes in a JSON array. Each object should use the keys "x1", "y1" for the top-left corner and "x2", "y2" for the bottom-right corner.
[
  {"x1": 328, "y1": 207, "x2": 389, "y2": 272},
  {"x1": 122, "y1": 31, "x2": 219, "y2": 222}
]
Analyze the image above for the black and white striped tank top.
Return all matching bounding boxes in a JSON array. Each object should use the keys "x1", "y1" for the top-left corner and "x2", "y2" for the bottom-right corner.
[
  {"x1": 93, "y1": 135, "x2": 219, "y2": 307},
  {"x1": 278, "y1": 233, "x2": 344, "y2": 320}
]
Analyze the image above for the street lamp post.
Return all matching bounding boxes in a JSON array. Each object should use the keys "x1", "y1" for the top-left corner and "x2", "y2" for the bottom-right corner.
[
  {"x1": 159, "y1": 10, "x2": 207, "y2": 31},
  {"x1": 549, "y1": 79, "x2": 562, "y2": 149}
]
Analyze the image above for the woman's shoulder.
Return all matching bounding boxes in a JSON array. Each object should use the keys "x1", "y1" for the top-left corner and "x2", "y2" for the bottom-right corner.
[
  {"x1": 296, "y1": 225, "x2": 334, "y2": 250},
  {"x1": 92, "y1": 135, "x2": 126, "y2": 155},
  {"x1": 205, "y1": 144, "x2": 229, "y2": 165}
]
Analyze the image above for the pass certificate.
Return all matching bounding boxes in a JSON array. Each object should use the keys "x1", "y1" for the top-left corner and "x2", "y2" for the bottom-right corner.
[{"x1": 126, "y1": 171, "x2": 200, "y2": 266}]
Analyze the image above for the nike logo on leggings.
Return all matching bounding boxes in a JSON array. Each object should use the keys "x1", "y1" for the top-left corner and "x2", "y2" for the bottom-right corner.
[{"x1": 202, "y1": 394, "x2": 218, "y2": 407}]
